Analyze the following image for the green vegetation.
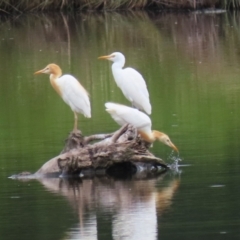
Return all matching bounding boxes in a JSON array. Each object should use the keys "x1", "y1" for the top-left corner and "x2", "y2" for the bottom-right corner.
[{"x1": 1, "y1": 0, "x2": 240, "y2": 13}]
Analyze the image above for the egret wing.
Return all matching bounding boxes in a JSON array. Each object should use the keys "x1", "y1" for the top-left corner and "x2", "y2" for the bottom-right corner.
[
  {"x1": 124, "y1": 67, "x2": 149, "y2": 98},
  {"x1": 58, "y1": 75, "x2": 91, "y2": 117},
  {"x1": 105, "y1": 102, "x2": 151, "y2": 130},
  {"x1": 118, "y1": 68, "x2": 151, "y2": 114}
]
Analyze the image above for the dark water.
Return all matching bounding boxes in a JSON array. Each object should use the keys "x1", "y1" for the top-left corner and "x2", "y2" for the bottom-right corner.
[{"x1": 0, "y1": 11, "x2": 240, "y2": 239}]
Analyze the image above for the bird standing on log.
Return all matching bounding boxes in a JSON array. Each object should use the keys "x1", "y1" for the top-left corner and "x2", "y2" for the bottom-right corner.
[
  {"x1": 34, "y1": 63, "x2": 91, "y2": 131},
  {"x1": 105, "y1": 102, "x2": 178, "y2": 152},
  {"x1": 98, "y1": 52, "x2": 152, "y2": 115}
]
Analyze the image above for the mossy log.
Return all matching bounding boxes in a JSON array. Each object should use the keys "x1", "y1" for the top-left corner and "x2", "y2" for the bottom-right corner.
[{"x1": 11, "y1": 124, "x2": 168, "y2": 179}]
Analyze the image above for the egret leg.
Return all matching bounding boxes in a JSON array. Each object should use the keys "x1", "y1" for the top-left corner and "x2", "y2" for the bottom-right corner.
[{"x1": 73, "y1": 112, "x2": 78, "y2": 131}]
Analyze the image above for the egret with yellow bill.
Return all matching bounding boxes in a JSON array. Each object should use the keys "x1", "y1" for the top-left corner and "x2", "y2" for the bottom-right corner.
[
  {"x1": 34, "y1": 63, "x2": 91, "y2": 131},
  {"x1": 99, "y1": 52, "x2": 151, "y2": 115},
  {"x1": 105, "y1": 102, "x2": 178, "y2": 152}
]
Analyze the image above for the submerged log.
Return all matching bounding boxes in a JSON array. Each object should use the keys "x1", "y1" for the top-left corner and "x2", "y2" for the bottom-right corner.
[{"x1": 11, "y1": 124, "x2": 168, "y2": 179}]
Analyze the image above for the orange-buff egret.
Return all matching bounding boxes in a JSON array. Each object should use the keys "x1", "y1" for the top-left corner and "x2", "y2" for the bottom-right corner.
[
  {"x1": 105, "y1": 102, "x2": 178, "y2": 152},
  {"x1": 98, "y1": 52, "x2": 152, "y2": 115},
  {"x1": 34, "y1": 63, "x2": 91, "y2": 131}
]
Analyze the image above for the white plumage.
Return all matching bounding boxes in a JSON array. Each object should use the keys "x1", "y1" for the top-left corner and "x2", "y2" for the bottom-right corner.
[
  {"x1": 35, "y1": 63, "x2": 91, "y2": 131},
  {"x1": 57, "y1": 74, "x2": 91, "y2": 118},
  {"x1": 105, "y1": 102, "x2": 178, "y2": 152},
  {"x1": 105, "y1": 102, "x2": 151, "y2": 135},
  {"x1": 99, "y1": 52, "x2": 151, "y2": 115}
]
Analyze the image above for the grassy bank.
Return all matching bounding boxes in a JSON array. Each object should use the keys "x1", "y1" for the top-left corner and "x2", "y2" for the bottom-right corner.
[{"x1": 0, "y1": 0, "x2": 240, "y2": 13}]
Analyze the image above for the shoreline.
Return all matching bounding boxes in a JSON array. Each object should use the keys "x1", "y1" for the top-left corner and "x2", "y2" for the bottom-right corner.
[{"x1": 0, "y1": 1, "x2": 237, "y2": 14}]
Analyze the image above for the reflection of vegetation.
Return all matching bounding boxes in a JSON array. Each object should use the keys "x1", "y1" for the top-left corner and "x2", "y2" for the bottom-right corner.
[{"x1": 1, "y1": 0, "x2": 240, "y2": 12}]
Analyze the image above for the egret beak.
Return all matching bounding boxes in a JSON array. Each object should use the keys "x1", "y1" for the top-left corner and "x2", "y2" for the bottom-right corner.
[
  {"x1": 34, "y1": 69, "x2": 45, "y2": 75},
  {"x1": 154, "y1": 131, "x2": 179, "y2": 153},
  {"x1": 170, "y1": 143, "x2": 179, "y2": 153},
  {"x1": 98, "y1": 55, "x2": 111, "y2": 60}
]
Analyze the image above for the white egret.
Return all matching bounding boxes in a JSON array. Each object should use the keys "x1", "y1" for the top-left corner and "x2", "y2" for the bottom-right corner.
[
  {"x1": 34, "y1": 63, "x2": 91, "y2": 131},
  {"x1": 105, "y1": 102, "x2": 178, "y2": 152},
  {"x1": 98, "y1": 52, "x2": 151, "y2": 115}
]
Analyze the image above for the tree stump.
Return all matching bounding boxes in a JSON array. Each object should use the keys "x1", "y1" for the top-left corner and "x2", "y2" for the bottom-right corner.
[{"x1": 10, "y1": 125, "x2": 168, "y2": 179}]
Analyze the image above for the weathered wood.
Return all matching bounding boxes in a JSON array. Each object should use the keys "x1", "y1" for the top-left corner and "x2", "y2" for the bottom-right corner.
[{"x1": 10, "y1": 124, "x2": 168, "y2": 179}]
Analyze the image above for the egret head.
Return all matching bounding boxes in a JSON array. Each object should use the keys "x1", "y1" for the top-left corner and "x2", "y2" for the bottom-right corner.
[
  {"x1": 34, "y1": 63, "x2": 62, "y2": 77},
  {"x1": 98, "y1": 52, "x2": 125, "y2": 63},
  {"x1": 153, "y1": 130, "x2": 178, "y2": 152}
]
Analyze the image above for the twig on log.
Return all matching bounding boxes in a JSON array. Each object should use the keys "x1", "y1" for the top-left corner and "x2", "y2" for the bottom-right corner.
[
  {"x1": 111, "y1": 124, "x2": 129, "y2": 143},
  {"x1": 83, "y1": 133, "x2": 113, "y2": 145}
]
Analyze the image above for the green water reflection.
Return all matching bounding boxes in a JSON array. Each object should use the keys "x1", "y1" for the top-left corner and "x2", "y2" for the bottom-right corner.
[{"x1": 0, "y1": 11, "x2": 240, "y2": 239}]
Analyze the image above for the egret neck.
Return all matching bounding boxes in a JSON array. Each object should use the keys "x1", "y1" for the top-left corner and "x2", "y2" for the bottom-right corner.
[
  {"x1": 138, "y1": 130, "x2": 155, "y2": 143},
  {"x1": 49, "y1": 66, "x2": 62, "y2": 96},
  {"x1": 111, "y1": 54, "x2": 125, "y2": 69},
  {"x1": 139, "y1": 130, "x2": 178, "y2": 152}
]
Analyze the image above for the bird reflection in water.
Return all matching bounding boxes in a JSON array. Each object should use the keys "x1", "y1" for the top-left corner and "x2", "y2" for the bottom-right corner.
[{"x1": 38, "y1": 173, "x2": 180, "y2": 240}]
